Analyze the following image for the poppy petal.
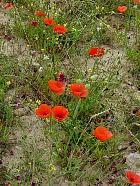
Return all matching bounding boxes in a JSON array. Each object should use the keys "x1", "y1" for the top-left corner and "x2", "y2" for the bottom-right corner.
[
  {"x1": 126, "y1": 171, "x2": 140, "y2": 184},
  {"x1": 52, "y1": 106, "x2": 69, "y2": 122},
  {"x1": 35, "y1": 10, "x2": 46, "y2": 17},
  {"x1": 5, "y1": 2, "x2": 13, "y2": 9},
  {"x1": 70, "y1": 83, "x2": 88, "y2": 98},
  {"x1": 44, "y1": 17, "x2": 56, "y2": 26},
  {"x1": 35, "y1": 104, "x2": 51, "y2": 119},
  {"x1": 89, "y1": 48, "x2": 105, "y2": 57},
  {"x1": 48, "y1": 80, "x2": 65, "y2": 95},
  {"x1": 118, "y1": 6, "x2": 127, "y2": 13},
  {"x1": 93, "y1": 126, "x2": 113, "y2": 142},
  {"x1": 53, "y1": 25, "x2": 68, "y2": 34}
]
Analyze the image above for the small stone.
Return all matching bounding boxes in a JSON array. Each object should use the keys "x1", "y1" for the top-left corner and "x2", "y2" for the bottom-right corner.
[{"x1": 126, "y1": 152, "x2": 140, "y2": 173}]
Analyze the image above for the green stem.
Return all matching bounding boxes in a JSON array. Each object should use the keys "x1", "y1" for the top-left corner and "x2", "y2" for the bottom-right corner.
[{"x1": 73, "y1": 99, "x2": 81, "y2": 120}]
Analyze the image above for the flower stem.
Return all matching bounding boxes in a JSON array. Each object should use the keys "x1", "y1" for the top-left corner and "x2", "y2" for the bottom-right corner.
[{"x1": 73, "y1": 99, "x2": 81, "y2": 120}]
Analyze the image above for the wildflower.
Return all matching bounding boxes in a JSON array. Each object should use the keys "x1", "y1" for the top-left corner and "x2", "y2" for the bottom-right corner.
[
  {"x1": 96, "y1": 26, "x2": 101, "y2": 32},
  {"x1": 15, "y1": 102, "x2": 20, "y2": 109},
  {"x1": 88, "y1": 68, "x2": 92, "y2": 73},
  {"x1": 126, "y1": 171, "x2": 140, "y2": 184},
  {"x1": 118, "y1": 6, "x2": 127, "y2": 13},
  {"x1": 57, "y1": 72, "x2": 65, "y2": 82},
  {"x1": 31, "y1": 20, "x2": 39, "y2": 26},
  {"x1": 44, "y1": 17, "x2": 56, "y2": 26},
  {"x1": 5, "y1": 2, "x2": 13, "y2": 9},
  {"x1": 53, "y1": 25, "x2": 68, "y2": 35},
  {"x1": 93, "y1": 126, "x2": 113, "y2": 142},
  {"x1": 35, "y1": 10, "x2": 46, "y2": 17},
  {"x1": 6, "y1": 81, "x2": 11, "y2": 86},
  {"x1": 52, "y1": 106, "x2": 69, "y2": 122},
  {"x1": 31, "y1": 181, "x2": 36, "y2": 186},
  {"x1": 49, "y1": 164, "x2": 57, "y2": 172},
  {"x1": 88, "y1": 47, "x2": 105, "y2": 57},
  {"x1": 38, "y1": 67, "x2": 43, "y2": 72},
  {"x1": 43, "y1": 55, "x2": 49, "y2": 60},
  {"x1": 16, "y1": 176, "x2": 21, "y2": 181},
  {"x1": 36, "y1": 99, "x2": 41, "y2": 105},
  {"x1": 45, "y1": 118, "x2": 50, "y2": 123},
  {"x1": 70, "y1": 83, "x2": 88, "y2": 98},
  {"x1": 48, "y1": 80, "x2": 65, "y2": 95},
  {"x1": 35, "y1": 104, "x2": 51, "y2": 119},
  {"x1": 31, "y1": 117, "x2": 37, "y2": 122}
]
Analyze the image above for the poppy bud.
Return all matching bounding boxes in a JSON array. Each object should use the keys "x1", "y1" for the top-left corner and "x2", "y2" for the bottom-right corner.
[
  {"x1": 58, "y1": 72, "x2": 65, "y2": 82},
  {"x1": 76, "y1": 79, "x2": 83, "y2": 83},
  {"x1": 85, "y1": 83, "x2": 90, "y2": 89},
  {"x1": 90, "y1": 74, "x2": 98, "y2": 81},
  {"x1": 31, "y1": 20, "x2": 39, "y2": 26}
]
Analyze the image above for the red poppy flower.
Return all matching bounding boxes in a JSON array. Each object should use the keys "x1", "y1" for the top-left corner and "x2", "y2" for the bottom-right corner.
[
  {"x1": 126, "y1": 171, "x2": 140, "y2": 184},
  {"x1": 52, "y1": 106, "x2": 69, "y2": 122},
  {"x1": 31, "y1": 20, "x2": 39, "y2": 26},
  {"x1": 35, "y1": 104, "x2": 51, "y2": 119},
  {"x1": 5, "y1": 2, "x2": 13, "y2": 9},
  {"x1": 93, "y1": 126, "x2": 113, "y2": 142},
  {"x1": 133, "y1": 0, "x2": 140, "y2": 4},
  {"x1": 48, "y1": 80, "x2": 65, "y2": 95},
  {"x1": 118, "y1": 6, "x2": 127, "y2": 13},
  {"x1": 88, "y1": 48, "x2": 105, "y2": 57},
  {"x1": 70, "y1": 83, "x2": 88, "y2": 98},
  {"x1": 35, "y1": 10, "x2": 46, "y2": 17},
  {"x1": 44, "y1": 17, "x2": 56, "y2": 26},
  {"x1": 53, "y1": 25, "x2": 68, "y2": 35}
]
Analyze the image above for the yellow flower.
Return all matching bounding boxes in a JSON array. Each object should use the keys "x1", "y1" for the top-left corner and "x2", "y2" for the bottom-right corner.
[
  {"x1": 6, "y1": 81, "x2": 11, "y2": 86},
  {"x1": 36, "y1": 99, "x2": 41, "y2": 105},
  {"x1": 54, "y1": 12, "x2": 59, "y2": 17},
  {"x1": 72, "y1": 27, "x2": 77, "y2": 31},
  {"x1": 16, "y1": 169, "x2": 20, "y2": 173},
  {"x1": 49, "y1": 164, "x2": 56, "y2": 172},
  {"x1": 45, "y1": 118, "x2": 50, "y2": 122},
  {"x1": 88, "y1": 68, "x2": 92, "y2": 72}
]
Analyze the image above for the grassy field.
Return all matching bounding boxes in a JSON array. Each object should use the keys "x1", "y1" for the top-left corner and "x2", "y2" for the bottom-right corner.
[{"x1": 0, "y1": 0, "x2": 140, "y2": 185}]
